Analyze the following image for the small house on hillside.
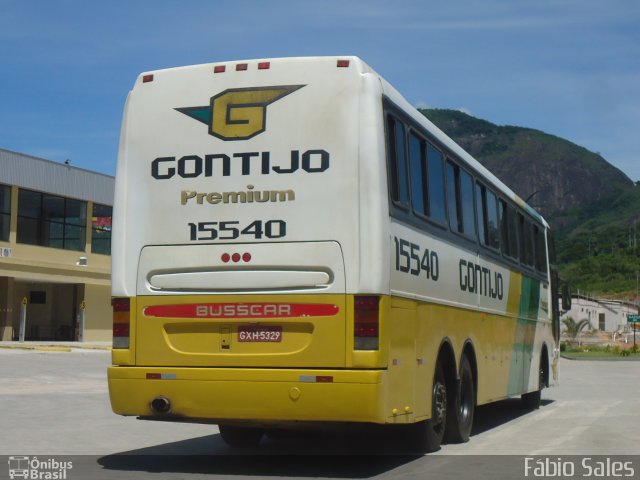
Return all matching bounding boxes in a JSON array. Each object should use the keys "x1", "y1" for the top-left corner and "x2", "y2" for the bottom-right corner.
[{"x1": 560, "y1": 292, "x2": 638, "y2": 333}]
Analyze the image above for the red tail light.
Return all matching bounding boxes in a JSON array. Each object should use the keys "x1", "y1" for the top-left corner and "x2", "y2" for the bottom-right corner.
[
  {"x1": 112, "y1": 297, "x2": 130, "y2": 349},
  {"x1": 354, "y1": 295, "x2": 379, "y2": 350}
]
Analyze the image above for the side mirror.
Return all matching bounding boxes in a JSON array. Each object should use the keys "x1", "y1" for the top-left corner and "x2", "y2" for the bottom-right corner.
[{"x1": 561, "y1": 284, "x2": 571, "y2": 311}]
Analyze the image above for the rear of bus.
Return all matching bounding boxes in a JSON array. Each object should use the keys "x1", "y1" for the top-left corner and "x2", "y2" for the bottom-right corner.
[{"x1": 107, "y1": 57, "x2": 393, "y2": 443}]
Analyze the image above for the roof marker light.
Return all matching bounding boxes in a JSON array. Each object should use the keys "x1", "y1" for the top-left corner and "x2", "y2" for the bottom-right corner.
[
  {"x1": 221, "y1": 253, "x2": 230, "y2": 263},
  {"x1": 142, "y1": 74, "x2": 154, "y2": 83},
  {"x1": 258, "y1": 62, "x2": 270, "y2": 70},
  {"x1": 236, "y1": 63, "x2": 248, "y2": 71},
  {"x1": 337, "y1": 59, "x2": 350, "y2": 68},
  {"x1": 214, "y1": 65, "x2": 226, "y2": 73}
]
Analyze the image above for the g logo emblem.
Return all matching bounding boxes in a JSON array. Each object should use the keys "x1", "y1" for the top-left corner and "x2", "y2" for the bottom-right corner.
[{"x1": 176, "y1": 85, "x2": 304, "y2": 141}]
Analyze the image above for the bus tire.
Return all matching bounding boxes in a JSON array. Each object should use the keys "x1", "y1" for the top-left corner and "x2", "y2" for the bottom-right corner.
[
  {"x1": 218, "y1": 425, "x2": 263, "y2": 448},
  {"x1": 444, "y1": 354, "x2": 475, "y2": 443},
  {"x1": 407, "y1": 361, "x2": 447, "y2": 452},
  {"x1": 521, "y1": 358, "x2": 544, "y2": 410}
]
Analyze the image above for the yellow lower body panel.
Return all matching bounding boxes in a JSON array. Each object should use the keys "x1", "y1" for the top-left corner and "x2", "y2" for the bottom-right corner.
[{"x1": 108, "y1": 366, "x2": 386, "y2": 424}]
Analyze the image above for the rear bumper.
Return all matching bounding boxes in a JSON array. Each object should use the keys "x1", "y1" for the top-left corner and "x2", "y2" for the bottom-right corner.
[{"x1": 108, "y1": 366, "x2": 387, "y2": 424}]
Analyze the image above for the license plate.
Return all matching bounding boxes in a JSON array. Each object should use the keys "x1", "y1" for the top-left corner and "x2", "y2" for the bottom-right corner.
[{"x1": 237, "y1": 325, "x2": 282, "y2": 342}]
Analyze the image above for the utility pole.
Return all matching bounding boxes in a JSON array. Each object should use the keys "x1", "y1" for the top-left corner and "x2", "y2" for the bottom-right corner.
[{"x1": 633, "y1": 270, "x2": 640, "y2": 352}]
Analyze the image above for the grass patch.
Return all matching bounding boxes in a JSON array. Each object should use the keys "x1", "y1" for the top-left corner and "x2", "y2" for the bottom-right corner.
[
  {"x1": 561, "y1": 351, "x2": 640, "y2": 360},
  {"x1": 560, "y1": 343, "x2": 640, "y2": 360}
]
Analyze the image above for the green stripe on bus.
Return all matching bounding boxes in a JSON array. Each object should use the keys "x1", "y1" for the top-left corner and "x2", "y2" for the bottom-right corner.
[{"x1": 507, "y1": 275, "x2": 541, "y2": 395}]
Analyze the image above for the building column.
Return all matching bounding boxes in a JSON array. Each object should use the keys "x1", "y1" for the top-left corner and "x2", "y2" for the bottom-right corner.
[{"x1": 0, "y1": 276, "x2": 16, "y2": 340}]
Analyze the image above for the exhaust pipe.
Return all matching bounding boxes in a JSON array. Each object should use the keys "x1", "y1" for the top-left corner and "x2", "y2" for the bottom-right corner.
[{"x1": 150, "y1": 396, "x2": 172, "y2": 415}]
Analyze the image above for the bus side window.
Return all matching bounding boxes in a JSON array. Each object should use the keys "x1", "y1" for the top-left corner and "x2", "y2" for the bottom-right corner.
[
  {"x1": 387, "y1": 115, "x2": 409, "y2": 207},
  {"x1": 446, "y1": 160, "x2": 475, "y2": 238},
  {"x1": 476, "y1": 182, "x2": 500, "y2": 250},
  {"x1": 425, "y1": 143, "x2": 446, "y2": 224},
  {"x1": 408, "y1": 133, "x2": 426, "y2": 216},
  {"x1": 476, "y1": 183, "x2": 486, "y2": 245},
  {"x1": 499, "y1": 200, "x2": 508, "y2": 256},
  {"x1": 519, "y1": 214, "x2": 534, "y2": 268},
  {"x1": 500, "y1": 200, "x2": 519, "y2": 260},
  {"x1": 485, "y1": 188, "x2": 500, "y2": 249},
  {"x1": 533, "y1": 224, "x2": 548, "y2": 274},
  {"x1": 446, "y1": 161, "x2": 459, "y2": 232},
  {"x1": 508, "y1": 205, "x2": 519, "y2": 261},
  {"x1": 459, "y1": 168, "x2": 475, "y2": 237}
]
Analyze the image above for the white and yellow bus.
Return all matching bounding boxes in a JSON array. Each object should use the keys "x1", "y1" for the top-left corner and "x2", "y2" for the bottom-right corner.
[{"x1": 108, "y1": 56, "x2": 561, "y2": 452}]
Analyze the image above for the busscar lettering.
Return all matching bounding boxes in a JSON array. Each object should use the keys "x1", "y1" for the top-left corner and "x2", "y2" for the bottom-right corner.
[
  {"x1": 151, "y1": 150, "x2": 329, "y2": 179},
  {"x1": 459, "y1": 259, "x2": 504, "y2": 299},
  {"x1": 195, "y1": 304, "x2": 292, "y2": 318},
  {"x1": 181, "y1": 185, "x2": 295, "y2": 205}
]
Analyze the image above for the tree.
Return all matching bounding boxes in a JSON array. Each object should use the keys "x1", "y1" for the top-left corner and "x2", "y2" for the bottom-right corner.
[{"x1": 562, "y1": 317, "x2": 591, "y2": 346}]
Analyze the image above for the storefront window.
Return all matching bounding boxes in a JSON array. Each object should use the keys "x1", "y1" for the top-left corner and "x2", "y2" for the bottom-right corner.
[
  {"x1": 91, "y1": 203, "x2": 112, "y2": 255},
  {"x1": 17, "y1": 189, "x2": 87, "y2": 251},
  {"x1": 0, "y1": 184, "x2": 10, "y2": 241}
]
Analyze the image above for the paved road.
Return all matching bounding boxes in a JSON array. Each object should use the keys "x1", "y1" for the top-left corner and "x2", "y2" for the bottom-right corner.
[{"x1": 0, "y1": 348, "x2": 638, "y2": 479}]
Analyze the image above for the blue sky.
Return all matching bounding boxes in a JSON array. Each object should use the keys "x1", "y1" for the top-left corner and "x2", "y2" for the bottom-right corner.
[{"x1": 1, "y1": 0, "x2": 638, "y2": 180}]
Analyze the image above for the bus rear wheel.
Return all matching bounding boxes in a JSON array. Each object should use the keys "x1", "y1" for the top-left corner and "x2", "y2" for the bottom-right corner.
[
  {"x1": 218, "y1": 425, "x2": 264, "y2": 448},
  {"x1": 407, "y1": 361, "x2": 447, "y2": 452},
  {"x1": 444, "y1": 354, "x2": 475, "y2": 443}
]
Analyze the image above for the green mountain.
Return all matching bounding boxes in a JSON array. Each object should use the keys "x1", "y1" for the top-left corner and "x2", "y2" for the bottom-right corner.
[{"x1": 419, "y1": 108, "x2": 640, "y2": 297}]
